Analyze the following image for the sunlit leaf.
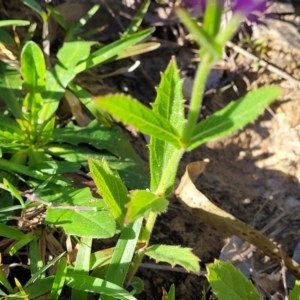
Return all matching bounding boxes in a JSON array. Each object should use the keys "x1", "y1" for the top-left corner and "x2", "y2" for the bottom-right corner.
[
  {"x1": 207, "y1": 260, "x2": 261, "y2": 300},
  {"x1": 145, "y1": 245, "x2": 200, "y2": 274},
  {"x1": 187, "y1": 87, "x2": 281, "y2": 151}
]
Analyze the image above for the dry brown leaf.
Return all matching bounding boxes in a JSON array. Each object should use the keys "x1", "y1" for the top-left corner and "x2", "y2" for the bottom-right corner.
[{"x1": 175, "y1": 160, "x2": 300, "y2": 278}]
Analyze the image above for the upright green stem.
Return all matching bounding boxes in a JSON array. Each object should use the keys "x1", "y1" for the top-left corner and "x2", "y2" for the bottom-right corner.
[
  {"x1": 127, "y1": 50, "x2": 214, "y2": 284},
  {"x1": 182, "y1": 53, "x2": 213, "y2": 145}
]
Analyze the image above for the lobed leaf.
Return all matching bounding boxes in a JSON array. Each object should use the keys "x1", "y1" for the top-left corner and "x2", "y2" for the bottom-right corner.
[
  {"x1": 187, "y1": 87, "x2": 281, "y2": 151},
  {"x1": 207, "y1": 260, "x2": 261, "y2": 300},
  {"x1": 145, "y1": 245, "x2": 200, "y2": 274},
  {"x1": 96, "y1": 94, "x2": 182, "y2": 148},
  {"x1": 126, "y1": 190, "x2": 168, "y2": 224}
]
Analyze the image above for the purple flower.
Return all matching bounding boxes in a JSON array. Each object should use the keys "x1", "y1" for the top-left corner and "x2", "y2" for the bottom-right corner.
[
  {"x1": 184, "y1": 0, "x2": 267, "y2": 17},
  {"x1": 232, "y1": 0, "x2": 266, "y2": 15}
]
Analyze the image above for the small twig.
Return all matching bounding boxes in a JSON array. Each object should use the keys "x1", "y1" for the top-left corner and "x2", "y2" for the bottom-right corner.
[{"x1": 226, "y1": 41, "x2": 300, "y2": 86}]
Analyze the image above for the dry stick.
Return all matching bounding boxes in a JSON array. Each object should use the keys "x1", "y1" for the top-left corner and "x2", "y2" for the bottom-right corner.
[
  {"x1": 226, "y1": 41, "x2": 300, "y2": 86},
  {"x1": 175, "y1": 160, "x2": 300, "y2": 279}
]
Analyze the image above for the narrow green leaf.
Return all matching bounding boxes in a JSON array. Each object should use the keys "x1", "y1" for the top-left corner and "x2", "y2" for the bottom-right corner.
[
  {"x1": 126, "y1": 190, "x2": 168, "y2": 224},
  {"x1": 166, "y1": 284, "x2": 175, "y2": 300},
  {"x1": 21, "y1": 0, "x2": 47, "y2": 22},
  {"x1": 207, "y1": 260, "x2": 261, "y2": 300},
  {"x1": 45, "y1": 188, "x2": 116, "y2": 238},
  {"x1": 176, "y1": 8, "x2": 221, "y2": 61},
  {"x1": 101, "y1": 218, "x2": 143, "y2": 300},
  {"x1": 0, "y1": 115, "x2": 23, "y2": 139},
  {"x1": 0, "y1": 269, "x2": 13, "y2": 294},
  {"x1": 39, "y1": 117, "x2": 55, "y2": 145},
  {"x1": 145, "y1": 245, "x2": 200, "y2": 274},
  {"x1": 0, "y1": 20, "x2": 30, "y2": 27},
  {"x1": 90, "y1": 248, "x2": 114, "y2": 270},
  {"x1": 65, "y1": 5, "x2": 100, "y2": 41},
  {"x1": 0, "y1": 62, "x2": 23, "y2": 119},
  {"x1": 25, "y1": 276, "x2": 54, "y2": 299},
  {"x1": 122, "y1": 0, "x2": 150, "y2": 38},
  {"x1": 21, "y1": 41, "x2": 46, "y2": 93},
  {"x1": 3, "y1": 178, "x2": 25, "y2": 207},
  {"x1": 89, "y1": 158, "x2": 129, "y2": 228},
  {"x1": 50, "y1": 257, "x2": 67, "y2": 300},
  {"x1": 187, "y1": 87, "x2": 282, "y2": 151},
  {"x1": 65, "y1": 274, "x2": 136, "y2": 300},
  {"x1": 0, "y1": 224, "x2": 25, "y2": 240},
  {"x1": 115, "y1": 42, "x2": 160, "y2": 60},
  {"x1": 29, "y1": 161, "x2": 81, "y2": 174},
  {"x1": 289, "y1": 280, "x2": 300, "y2": 300},
  {"x1": 71, "y1": 238, "x2": 92, "y2": 300},
  {"x1": 29, "y1": 238, "x2": 44, "y2": 277},
  {"x1": 25, "y1": 252, "x2": 65, "y2": 288},
  {"x1": 10, "y1": 232, "x2": 36, "y2": 255},
  {"x1": 149, "y1": 57, "x2": 185, "y2": 194},
  {"x1": 96, "y1": 94, "x2": 182, "y2": 148},
  {"x1": 0, "y1": 158, "x2": 70, "y2": 186},
  {"x1": 75, "y1": 28, "x2": 155, "y2": 74}
]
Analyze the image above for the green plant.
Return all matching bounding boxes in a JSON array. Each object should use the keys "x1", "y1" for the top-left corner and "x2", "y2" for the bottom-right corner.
[
  {"x1": 207, "y1": 260, "x2": 300, "y2": 300},
  {"x1": 0, "y1": 0, "x2": 297, "y2": 299}
]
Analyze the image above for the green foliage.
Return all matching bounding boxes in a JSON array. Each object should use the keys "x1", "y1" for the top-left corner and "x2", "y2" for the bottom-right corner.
[
  {"x1": 207, "y1": 260, "x2": 261, "y2": 300},
  {"x1": 289, "y1": 280, "x2": 300, "y2": 300},
  {"x1": 145, "y1": 245, "x2": 200, "y2": 274},
  {"x1": 0, "y1": 1, "x2": 284, "y2": 299}
]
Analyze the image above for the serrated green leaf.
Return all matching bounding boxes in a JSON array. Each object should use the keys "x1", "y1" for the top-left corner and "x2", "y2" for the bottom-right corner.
[
  {"x1": 126, "y1": 190, "x2": 168, "y2": 223},
  {"x1": 145, "y1": 245, "x2": 200, "y2": 274},
  {"x1": 45, "y1": 187, "x2": 115, "y2": 238},
  {"x1": 65, "y1": 274, "x2": 136, "y2": 300},
  {"x1": 21, "y1": 41, "x2": 46, "y2": 93},
  {"x1": 96, "y1": 94, "x2": 182, "y2": 148},
  {"x1": 187, "y1": 87, "x2": 281, "y2": 151},
  {"x1": 207, "y1": 260, "x2": 261, "y2": 300},
  {"x1": 89, "y1": 158, "x2": 129, "y2": 228},
  {"x1": 289, "y1": 280, "x2": 300, "y2": 300},
  {"x1": 149, "y1": 58, "x2": 185, "y2": 194}
]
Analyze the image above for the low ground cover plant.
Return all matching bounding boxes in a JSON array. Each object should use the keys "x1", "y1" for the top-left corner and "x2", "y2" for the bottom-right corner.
[{"x1": 0, "y1": 0, "x2": 299, "y2": 299}]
